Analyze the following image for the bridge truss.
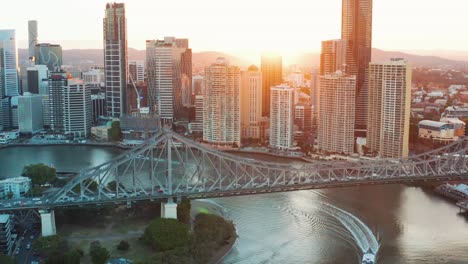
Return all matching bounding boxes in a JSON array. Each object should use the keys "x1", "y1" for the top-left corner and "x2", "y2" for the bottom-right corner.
[{"x1": 45, "y1": 130, "x2": 468, "y2": 205}]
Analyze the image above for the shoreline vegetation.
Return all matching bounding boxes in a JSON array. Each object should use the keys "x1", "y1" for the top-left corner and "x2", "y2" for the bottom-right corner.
[{"x1": 32, "y1": 200, "x2": 236, "y2": 264}]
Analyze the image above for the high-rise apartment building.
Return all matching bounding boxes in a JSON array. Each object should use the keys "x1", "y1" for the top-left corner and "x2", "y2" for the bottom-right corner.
[
  {"x1": 146, "y1": 37, "x2": 192, "y2": 121},
  {"x1": 269, "y1": 85, "x2": 294, "y2": 150},
  {"x1": 342, "y1": 0, "x2": 373, "y2": 133},
  {"x1": 0, "y1": 214, "x2": 13, "y2": 255},
  {"x1": 63, "y1": 80, "x2": 92, "y2": 138},
  {"x1": 261, "y1": 55, "x2": 282, "y2": 117},
  {"x1": 48, "y1": 72, "x2": 68, "y2": 133},
  {"x1": 103, "y1": 2, "x2": 128, "y2": 117},
  {"x1": 203, "y1": 58, "x2": 240, "y2": 146},
  {"x1": 367, "y1": 59, "x2": 412, "y2": 158},
  {"x1": 240, "y1": 65, "x2": 262, "y2": 140},
  {"x1": 35, "y1": 43, "x2": 62, "y2": 71},
  {"x1": 320, "y1": 39, "x2": 348, "y2": 75},
  {"x1": 318, "y1": 72, "x2": 356, "y2": 154},
  {"x1": 28, "y1": 20, "x2": 38, "y2": 60},
  {"x1": 0, "y1": 30, "x2": 19, "y2": 97}
]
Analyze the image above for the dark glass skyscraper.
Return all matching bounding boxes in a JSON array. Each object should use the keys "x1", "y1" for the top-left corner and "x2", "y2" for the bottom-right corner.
[
  {"x1": 261, "y1": 55, "x2": 282, "y2": 117},
  {"x1": 103, "y1": 2, "x2": 128, "y2": 117},
  {"x1": 341, "y1": 0, "x2": 372, "y2": 135}
]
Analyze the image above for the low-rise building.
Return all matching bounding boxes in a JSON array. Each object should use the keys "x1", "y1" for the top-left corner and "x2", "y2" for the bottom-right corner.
[
  {"x1": 0, "y1": 177, "x2": 32, "y2": 199},
  {"x1": 418, "y1": 120, "x2": 455, "y2": 141},
  {"x1": 440, "y1": 117, "x2": 466, "y2": 137},
  {"x1": 91, "y1": 125, "x2": 110, "y2": 141}
]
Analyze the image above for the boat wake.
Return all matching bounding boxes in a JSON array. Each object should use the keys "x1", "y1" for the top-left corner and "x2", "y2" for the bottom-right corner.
[{"x1": 320, "y1": 202, "x2": 380, "y2": 263}]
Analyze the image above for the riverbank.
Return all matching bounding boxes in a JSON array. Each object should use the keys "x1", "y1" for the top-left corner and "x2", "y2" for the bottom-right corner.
[{"x1": 0, "y1": 141, "x2": 133, "y2": 150}]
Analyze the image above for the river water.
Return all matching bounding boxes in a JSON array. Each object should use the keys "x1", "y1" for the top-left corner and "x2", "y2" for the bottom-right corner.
[{"x1": 1, "y1": 146, "x2": 467, "y2": 264}]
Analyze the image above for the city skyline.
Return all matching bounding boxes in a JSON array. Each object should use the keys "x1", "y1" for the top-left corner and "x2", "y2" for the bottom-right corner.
[{"x1": 2, "y1": 0, "x2": 468, "y2": 60}]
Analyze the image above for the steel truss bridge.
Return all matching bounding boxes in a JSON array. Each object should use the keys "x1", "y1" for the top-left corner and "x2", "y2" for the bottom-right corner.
[{"x1": 1, "y1": 129, "x2": 468, "y2": 235}]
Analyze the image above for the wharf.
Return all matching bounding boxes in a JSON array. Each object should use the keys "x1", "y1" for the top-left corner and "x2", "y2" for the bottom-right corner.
[{"x1": 456, "y1": 200, "x2": 468, "y2": 212}]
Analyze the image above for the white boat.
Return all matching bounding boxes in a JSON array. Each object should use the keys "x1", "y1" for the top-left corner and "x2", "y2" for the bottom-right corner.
[{"x1": 362, "y1": 249, "x2": 376, "y2": 264}]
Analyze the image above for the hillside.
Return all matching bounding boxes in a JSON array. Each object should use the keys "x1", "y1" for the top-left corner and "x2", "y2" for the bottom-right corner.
[{"x1": 19, "y1": 48, "x2": 468, "y2": 70}]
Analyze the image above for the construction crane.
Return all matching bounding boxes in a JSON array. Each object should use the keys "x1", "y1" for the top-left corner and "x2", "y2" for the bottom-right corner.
[{"x1": 129, "y1": 73, "x2": 141, "y2": 111}]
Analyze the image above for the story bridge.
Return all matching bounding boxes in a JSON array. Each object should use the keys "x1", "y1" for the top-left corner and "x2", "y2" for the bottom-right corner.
[{"x1": 1, "y1": 129, "x2": 467, "y2": 236}]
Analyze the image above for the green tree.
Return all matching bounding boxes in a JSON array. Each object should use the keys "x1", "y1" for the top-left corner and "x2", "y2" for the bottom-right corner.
[
  {"x1": 7, "y1": 192, "x2": 13, "y2": 199},
  {"x1": 34, "y1": 235, "x2": 67, "y2": 257},
  {"x1": 107, "y1": 181, "x2": 117, "y2": 192},
  {"x1": 177, "y1": 198, "x2": 191, "y2": 224},
  {"x1": 0, "y1": 254, "x2": 14, "y2": 264},
  {"x1": 117, "y1": 240, "x2": 130, "y2": 251},
  {"x1": 141, "y1": 218, "x2": 190, "y2": 251},
  {"x1": 89, "y1": 241, "x2": 110, "y2": 264},
  {"x1": 108, "y1": 121, "x2": 122, "y2": 142},
  {"x1": 22, "y1": 163, "x2": 56, "y2": 185},
  {"x1": 193, "y1": 213, "x2": 235, "y2": 246}
]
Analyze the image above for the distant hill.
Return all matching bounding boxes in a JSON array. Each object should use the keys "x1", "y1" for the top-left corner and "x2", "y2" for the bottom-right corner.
[
  {"x1": 297, "y1": 49, "x2": 468, "y2": 69},
  {"x1": 19, "y1": 48, "x2": 468, "y2": 70}
]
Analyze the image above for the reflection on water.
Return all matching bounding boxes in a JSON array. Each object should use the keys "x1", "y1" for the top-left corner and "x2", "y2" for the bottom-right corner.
[{"x1": 1, "y1": 146, "x2": 467, "y2": 263}]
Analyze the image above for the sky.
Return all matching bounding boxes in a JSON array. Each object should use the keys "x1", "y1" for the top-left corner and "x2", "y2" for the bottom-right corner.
[{"x1": 2, "y1": 0, "x2": 468, "y2": 59}]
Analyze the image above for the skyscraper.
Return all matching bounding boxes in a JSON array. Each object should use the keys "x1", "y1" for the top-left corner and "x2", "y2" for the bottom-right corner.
[
  {"x1": 367, "y1": 59, "x2": 412, "y2": 158},
  {"x1": 103, "y1": 2, "x2": 128, "y2": 117},
  {"x1": 18, "y1": 93, "x2": 43, "y2": 134},
  {"x1": 26, "y1": 64, "x2": 48, "y2": 94},
  {"x1": 203, "y1": 58, "x2": 240, "y2": 146},
  {"x1": 146, "y1": 37, "x2": 192, "y2": 121},
  {"x1": 318, "y1": 72, "x2": 356, "y2": 154},
  {"x1": 261, "y1": 55, "x2": 282, "y2": 117},
  {"x1": 269, "y1": 84, "x2": 294, "y2": 150},
  {"x1": 128, "y1": 60, "x2": 144, "y2": 84},
  {"x1": 48, "y1": 72, "x2": 68, "y2": 133},
  {"x1": 28, "y1": 21, "x2": 38, "y2": 61},
  {"x1": 342, "y1": 0, "x2": 373, "y2": 134},
  {"x1": 35, "y1": 43, "x2": 62, "y2": 71},
  {"x1": 240, "y1": 65, "x2": 262, "y2": 141},
  {"x1": 0, "y1": 30, "x2": 19, "y2": 97},
  {"x1": 320, "y1": 39, "x2": 348, "y2": 75},
  {"x1": 63, "y1": 80, "x2": 92, "y2": 138}
]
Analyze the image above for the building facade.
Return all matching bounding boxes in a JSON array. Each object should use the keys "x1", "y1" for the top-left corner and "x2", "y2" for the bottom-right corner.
[
  {"x1": 269, "y1": 85, "x2": 294, "y2": 150},
  {"x1": 318, "y1": 72, "x2": 356, "y2": 154},
  {"x1": 128, "y1": 60, "x2": 144, "y2": 84},
  {"x1": 146, "y1": 37, "x2": 192, "y2": 121},
  {"x1": 103, "y1": 2, "x2": 128, "y2": 117},
  {"x1": 35, "y1": 43, "x2": 62, "y2": 71},
  {"x1": 342, "y1": 0, "x2": 373, "y2": 134},
  {"x1": 320, "y1": 39, "x2": 348, "y2": 75},
  {"x1": 0, "y1": 177, "x2": 32, "y2": 199},
  {"x1": 240, "y1": 65, "x2": 262, "y2": 140},
  {"x1": 203, "y1": 58, "x2": 240, "y2": 146},
  {"x1": 18, "y1": 93, "x2": 43, "y2": 134},
  {"x1": 27, "y1": 64, "x2": 48, "y2": 94},
  {"x1": 0, "y1": 214, "x2": 13, "y2": 255},
  {"x1": 28, "y1": 20, "x2": 38, "y2": 60},
  {"x1": 367, "y1": 59, "x2": 411, "y2": 158},
  {"x1": 261, "y1": 55, "x2": 282, "y2": 117},
  {"x1": 48, "y1": 72, "x2": 68, "y2": 133},
  {"x1": 63, "y1": 80, "x2": 92, "y2": 138}
]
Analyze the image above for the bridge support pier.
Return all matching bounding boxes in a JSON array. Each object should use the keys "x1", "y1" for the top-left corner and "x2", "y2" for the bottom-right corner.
[
  {"x1": 161, "y1": 199, "x2": 177, "y2": 219},
  {"x1": 39, "y1": 209, "x2": 57, "y2": 237}
]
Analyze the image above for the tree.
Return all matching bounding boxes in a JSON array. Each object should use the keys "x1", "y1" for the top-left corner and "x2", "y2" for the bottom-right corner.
[
  {"x1": 7, "y1": 192, "x2": 13, "y2": 199},
  {"x1": 34, "y1": 235, "x2": 67, "y2": 257},
  {"x1": 117, "y1": 240, "x2": 130, "y2": 251},
  {"x1": 141, "y1": 218, "x2": 190, "y2": 251},
  {"x1": 177, "y1": 198, "x2": 191, "y2": 224},
  {"x1": 89, "y1": 241, "x2": 110, "y2": 264},
  {"x1": 0, "y1": 254, "x2": 14, "y2": 264},
  {"x1": 22, "y1": 163, "x2": 56, "y2": 185},
  {"x1": 193, "y1": 213, "x2": 235, "y2": 246},
  {"x1": 108, "y1": 121, "x2": 122, "y2": 142}
]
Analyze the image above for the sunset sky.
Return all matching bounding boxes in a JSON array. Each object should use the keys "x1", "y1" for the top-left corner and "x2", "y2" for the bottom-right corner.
[{"x1": 2, "y1": 0, "x2": 467, "y2": 59}]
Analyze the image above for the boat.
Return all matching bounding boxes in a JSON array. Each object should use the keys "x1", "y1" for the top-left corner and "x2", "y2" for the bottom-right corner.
[{"x1": 362, "y1": 249, "x2": 376, "y2": 264}]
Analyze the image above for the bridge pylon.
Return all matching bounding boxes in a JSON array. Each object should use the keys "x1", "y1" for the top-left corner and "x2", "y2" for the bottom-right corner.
[
  {"x1": 39, "y1": 209, "x2": 56, "y2": 237},
  {"x1": 161, "y1": 198, "x2": 177, "y2": 219}
]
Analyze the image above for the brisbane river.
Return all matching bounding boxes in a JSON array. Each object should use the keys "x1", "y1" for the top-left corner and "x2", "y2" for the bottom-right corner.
[{"x1": 1, "y1": 146, "x2": 467, "y2": 263}]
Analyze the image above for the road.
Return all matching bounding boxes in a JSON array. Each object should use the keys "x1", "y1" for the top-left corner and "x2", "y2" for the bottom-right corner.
[{"x1": 14, "y1": 229, "x2": 40, "y2": 264}]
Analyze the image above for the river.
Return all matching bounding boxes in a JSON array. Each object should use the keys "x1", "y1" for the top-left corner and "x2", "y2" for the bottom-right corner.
[{"x1": 1, "y1": 146, "x2": 467, "y2": 263}]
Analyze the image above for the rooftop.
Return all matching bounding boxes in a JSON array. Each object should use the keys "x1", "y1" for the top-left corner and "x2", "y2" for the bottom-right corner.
[
  {"x1": 418, "y1": 120, "x2": 452, "y2": 128},
  {"x1": 0, "y1": 214, "x2": 10, "y2": 224},
  {"x1": 0, "y1": 176, "x2": 32, "y2": 184}
]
